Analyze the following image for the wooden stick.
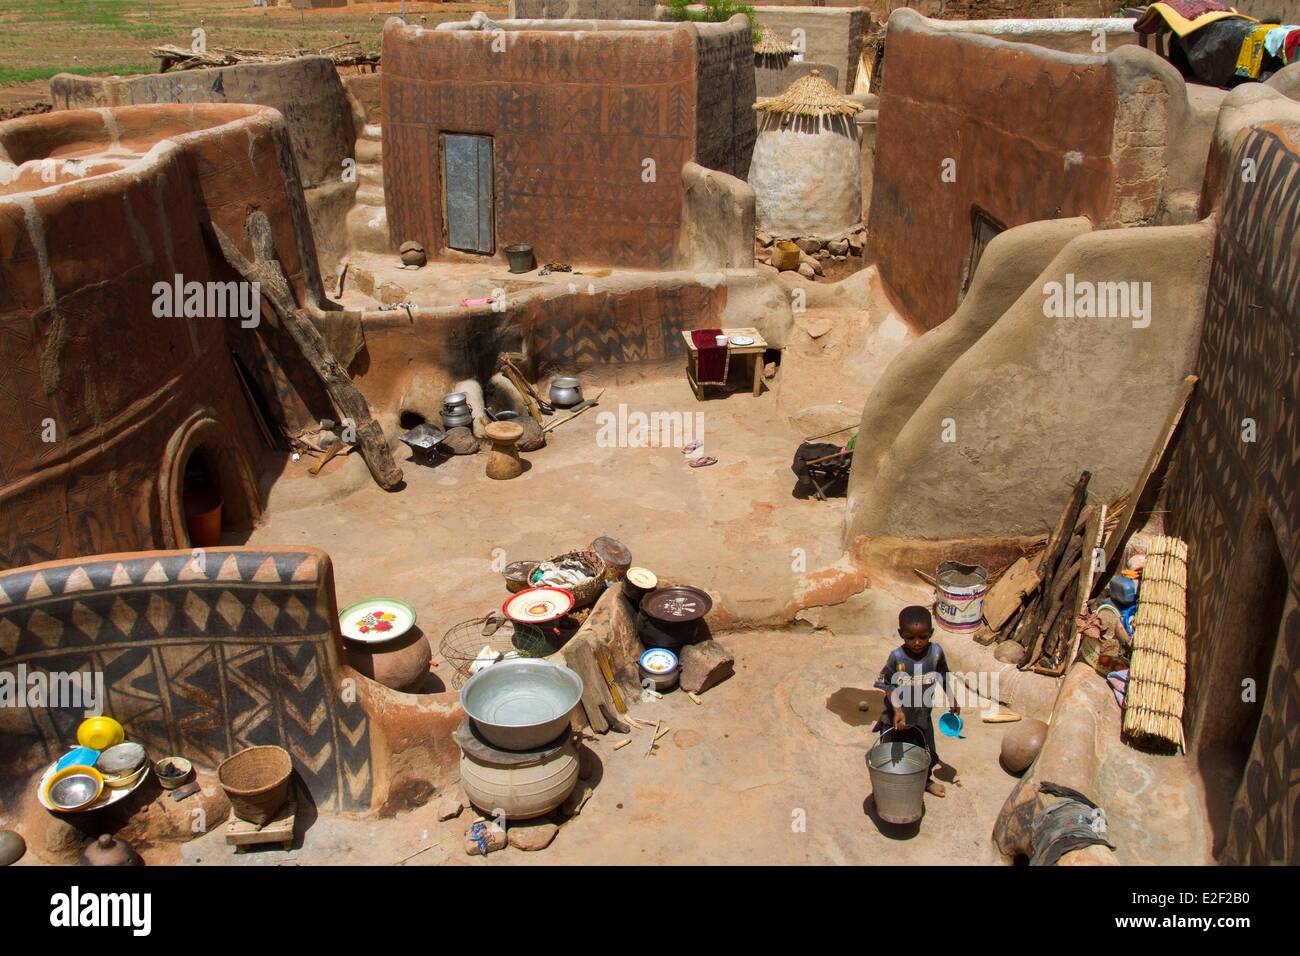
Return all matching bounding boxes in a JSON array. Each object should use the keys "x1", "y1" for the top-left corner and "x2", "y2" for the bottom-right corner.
[
  {"x1": 644, "y1": 719, "x2": 661, "y2": 757},
  {"x1": 686, "y1": 691, "x2": 703, "y2": 706},
  {"x1": 395, "y1": 842, "x2": 440, "y2": 865},
  {"x1": 542, "y1": 389, "x2": 605, "y2": 433},
  {"x1": 613, "y1": 738, "x2": 632, "y2": 751},
  {"x1": 804, "y1": 424, "x2": 858, "y2": 442},
  {"x1": 209, "y1": 214, "x2": 403, "y2": 490}
]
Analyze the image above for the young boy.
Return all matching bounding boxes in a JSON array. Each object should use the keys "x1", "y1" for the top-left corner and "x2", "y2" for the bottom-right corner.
[{"x1": 873, "y1": 605, "x2": 959, "y2": 797}]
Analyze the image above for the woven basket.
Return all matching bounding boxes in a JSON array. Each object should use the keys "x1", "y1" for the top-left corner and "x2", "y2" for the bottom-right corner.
[
  {"x1": 218, "y1": 745, "x2": 293, "y2": 825},
  {"x1": 530, "y1": 551, "x2": 603, "y2": 608}
]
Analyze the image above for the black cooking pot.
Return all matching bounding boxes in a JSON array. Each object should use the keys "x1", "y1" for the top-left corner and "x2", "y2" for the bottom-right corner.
[{"x1": 636, "y1": 586, "x2": 712, "y2": 649}]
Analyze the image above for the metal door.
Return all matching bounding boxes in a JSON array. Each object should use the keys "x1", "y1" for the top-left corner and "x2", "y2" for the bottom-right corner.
[{"x1": 442, "y1": 133, "x2": 494, "y2": 254}]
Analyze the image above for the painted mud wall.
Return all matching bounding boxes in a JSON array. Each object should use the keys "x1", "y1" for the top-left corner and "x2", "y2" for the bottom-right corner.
[
  {"x1": 868, "y1": 11, "x2": 1199, "y2": 329},
  {"x1": 0, "y1": 105, "x2": 331, "y2": 570},
  {"x1": 1164, "y1": 92, "x2": 1300, "y2": 865},
  {"x1": 746, "y1": 7, "x2": 867, "y2": 93},
  {"x1": 382, "y1": 20, "x2": 699, "y2": 268}
]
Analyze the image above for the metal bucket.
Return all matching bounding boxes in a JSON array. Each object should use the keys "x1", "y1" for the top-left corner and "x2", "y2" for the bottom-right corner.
[
  {"x1": 867, "y1": 728, "x2": 930, "y2": 824},
  {"x1": 934, "y1": 561, "x2": 988, "y2": 632}
]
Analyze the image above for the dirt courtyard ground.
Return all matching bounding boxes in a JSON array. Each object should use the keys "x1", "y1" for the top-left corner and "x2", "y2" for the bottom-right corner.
[{"x1": 183, "y1": 592, "x2": 1018, "y2": 866}]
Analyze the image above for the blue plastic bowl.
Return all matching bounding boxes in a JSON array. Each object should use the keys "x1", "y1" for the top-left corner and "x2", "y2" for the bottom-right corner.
[{"x1": 938, "y1": 712, "x2": 965, "y2": 738}]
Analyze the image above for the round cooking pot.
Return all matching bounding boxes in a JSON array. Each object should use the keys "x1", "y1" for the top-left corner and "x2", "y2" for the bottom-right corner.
[
  {"x1": 549, "y1": 377, "x2": 583, "y2": 408},
  {"x1": 623, "y1": 566, "x2": 658, "y2": 604},
  {"x1": 636, "y1": 611, "x2": 698, "y2": 649}
]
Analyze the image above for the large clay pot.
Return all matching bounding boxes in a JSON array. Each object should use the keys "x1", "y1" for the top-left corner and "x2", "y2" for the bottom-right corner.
[
  {"x1": 345, "y1": 629, "x2": 432, "y2": 692},
  {"x1": 1001, "y1": 718, "x2": 1049, "y2": 774},
  {"x1": 456, "y1": 721, "x2": 578, "y2": 820}
]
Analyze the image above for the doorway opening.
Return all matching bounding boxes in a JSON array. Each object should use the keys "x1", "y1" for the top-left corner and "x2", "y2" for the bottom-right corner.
[
  {"x1": 182, "y1": 447, "x2": 225, "y2": 548},
  {"x1": 1194, "y1": 498, "x2": 1287, "y2": 856}
]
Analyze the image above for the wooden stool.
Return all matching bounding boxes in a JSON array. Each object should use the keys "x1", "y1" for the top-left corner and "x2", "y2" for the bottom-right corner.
[{"x1": 484, "y1": 420, "x2": 525, "y2": 480}]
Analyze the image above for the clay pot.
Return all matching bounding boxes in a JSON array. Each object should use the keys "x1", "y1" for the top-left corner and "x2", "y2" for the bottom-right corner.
[
  {"x1": 460, "y1": 739, "x2": 579, "y2": 820},
  {"x1": 0, "y1": 829, "x2": 26, "y2": 866},
  {"x1": 79, "y1": 832, "x2": 140, "y2": 866},
  {"x1": 345, "y1": 629, "x2": 432, "y2": 692},
  {"x1": 399, "y1": 240, "x2": 427, "y2": 267},
  {"x1": 1001, "y1": 718, "x2": 1049, "y2": 774}
]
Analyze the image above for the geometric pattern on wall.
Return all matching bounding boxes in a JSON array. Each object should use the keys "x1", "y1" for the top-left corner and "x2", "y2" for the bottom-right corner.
[
  {"x1": 1165, "y1": 124, "x2": 1300, "y2": 864},
  {"x1": 523, "y1": 282, "x2": 723, "y2": 370},
  {"x1": 0, "y1": 548, "x2": 372, "y2": 812}
]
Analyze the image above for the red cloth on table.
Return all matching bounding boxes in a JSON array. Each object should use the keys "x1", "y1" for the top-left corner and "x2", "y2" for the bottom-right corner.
[{"x1": 691, "y1": 328, "x2": 728, "y2": 383}]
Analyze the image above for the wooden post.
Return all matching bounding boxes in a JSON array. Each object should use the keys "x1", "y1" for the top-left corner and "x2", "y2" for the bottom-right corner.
[{"x1": 210, "y1": 213, "x2": 403, "y2": 491}]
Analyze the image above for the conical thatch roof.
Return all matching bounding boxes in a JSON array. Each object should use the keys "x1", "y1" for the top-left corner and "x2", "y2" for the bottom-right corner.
[
  {"x1": 754, "y1": 70, "x2": 863, "y2": 118},
  {"x1": 753, "y1": 28, "x2": 794, "y2": 55}
]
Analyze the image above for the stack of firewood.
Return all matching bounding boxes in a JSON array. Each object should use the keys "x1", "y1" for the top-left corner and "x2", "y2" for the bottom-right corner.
[
  {"x1": 977, "y1": 471, "x2": 1123, "y2": 675},
  {"x1": 151, "y1": 41, "x2": 379, "y2": 73}
]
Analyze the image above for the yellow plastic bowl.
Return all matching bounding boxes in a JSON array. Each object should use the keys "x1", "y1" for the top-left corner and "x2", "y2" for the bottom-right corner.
[
  {"x1": 76, "y1": 716, "x2": 125, "y2": 751},
  {"x1": 46, "y1": 765, "x2": 105, "y2": 811}
]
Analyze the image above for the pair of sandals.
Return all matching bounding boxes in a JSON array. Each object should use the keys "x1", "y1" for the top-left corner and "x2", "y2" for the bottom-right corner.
[{"x1": 682, "y1": 440, "x2": 716, "y2": 468}]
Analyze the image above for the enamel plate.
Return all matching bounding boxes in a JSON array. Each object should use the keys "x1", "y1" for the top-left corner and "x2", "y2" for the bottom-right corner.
[
  {"x1": 338, "y1": 598, "x2": 417, "y2": 644},
  {"x1": 729, "y1": 335, "x2": 755, "y2": 346},
  {"x1": 503, "y1": 587, "x2": 575, "y2": 624}
]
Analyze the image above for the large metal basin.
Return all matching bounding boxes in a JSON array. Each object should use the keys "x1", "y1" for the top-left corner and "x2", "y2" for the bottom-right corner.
[{"x1": 460, "y1": 659, "x2": 584, "y2": 751}]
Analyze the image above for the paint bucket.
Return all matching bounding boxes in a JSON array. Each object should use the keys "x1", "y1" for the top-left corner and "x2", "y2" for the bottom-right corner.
[
  {"x1": 934, "y1": 561, "x2": 988, "y2": 632},
  {"x1": 184, "y1": 489, "x2": 223, "y2": 548}
]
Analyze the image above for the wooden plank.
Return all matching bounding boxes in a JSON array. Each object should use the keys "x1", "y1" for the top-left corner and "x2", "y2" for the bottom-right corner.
[
  {"x1": 561, "y1": 642, "x2": 609, "y2": 734},
  {"x1": 210, "y1": 214, "x2": 402, "y2": 490},
  {"x1": 594, "y1": 646, "x2": 626, "y2": 714},
  {"x1": 981, "y1": 557, "x2": 1040, "y2": 631},
  {"x1": 1097, "y1": 375, "x2": 1198, "y2": 592}
]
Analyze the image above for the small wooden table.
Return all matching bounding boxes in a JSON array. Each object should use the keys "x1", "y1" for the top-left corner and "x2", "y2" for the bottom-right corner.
[{"x1": 680, "y1": 327, "x2": 768, "y2": 400}]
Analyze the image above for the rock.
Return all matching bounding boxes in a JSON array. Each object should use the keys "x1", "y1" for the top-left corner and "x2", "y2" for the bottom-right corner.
[
  {"x1": 795, "y1": 237, "x2": 822, "y2": 255},
  {"x1": 763, "y1": 361, "x2": 778, "y2": 380},
  {"x1": 799, "y1": 252, "x2": 824, "y2": 276},
  {"x1": 756, "y1": 231, "x2": 774, "y2": 247},
  {"x1": 442, "y1": 426, "x2": 479, "y2": 455},
  {"x1": 680, "y1": 639, "x2": 735, "y2": 694},
  {"x1": 464, "y1": 818, "x2": 506, "y2": 856},
  {"x1": 436, "y1": 793, "x2": 465, "y2": 822},
  {"x1": 994, "y1": 641, "x2": 1028, "y2": 666},
  {"x1": 399, "y1": 241, "x2": 427, "y2": 268},
  {"x1": 508, "y1": 822, "x2": 559, "y2": 851},
  {"x1": 833, "y1": 255, "x2": 846, "y2": 262},
  {"x1": 797, "y1": 262, "x2": 816, "y2": 279},
  {"x1": 827, "y1": 239, "x2": 849, "y2": 256},
  {"x1": 848, "y1": 233, "x2": 865, "y2": 254},
  {"x1": 515, "y1": 415, "x2": 545, "y2": 452},
  {"x1": 1001, "y1": 718, "x2": 1049, "y2": 773},
  {"x1": 559, "y1": 782, "x2": 592, "y2": 817},
  {"x1": 796, "y1": 314, "x2": 833, "y2": 339},
  {"x1": 0, "y1": 829, "x2": 26, "y2": 866},
  {"x1": 577, "y1": 745, "x2": 597, "y2": 781},
  {"x1": 756, "y1": 262, "x2": 779, "y2": 276}
]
